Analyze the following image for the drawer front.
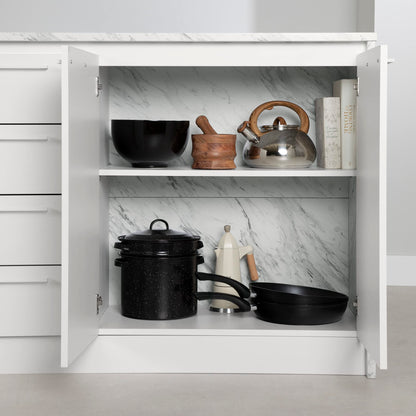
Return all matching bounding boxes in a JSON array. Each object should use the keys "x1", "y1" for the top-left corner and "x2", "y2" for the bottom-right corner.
[
  {"x1": 0, "y1": 195, "x2": 61, "y2": 265},
  {"x1": 0, "y1": 54, "x2": 61, "y2": 123},
  {"x1": 0, "y1": 125, "x2": 61, "y2": 194},
  {"x1": 0, "y1": 266, "x2": 60, "y2": 336}
]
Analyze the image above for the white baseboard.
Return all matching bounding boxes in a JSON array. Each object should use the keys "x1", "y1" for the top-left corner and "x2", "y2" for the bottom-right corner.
[
  {"x1": 387, "y1": 255, "x2": 416, "y2": 286},
  {"x1": 0, "y1": 335, "x2": 366, "y2": 375}
]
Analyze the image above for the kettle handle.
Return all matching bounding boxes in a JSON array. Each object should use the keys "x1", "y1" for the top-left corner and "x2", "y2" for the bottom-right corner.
[{"x1": 248, "y1": 100, "x2": 310, "y2": 137}]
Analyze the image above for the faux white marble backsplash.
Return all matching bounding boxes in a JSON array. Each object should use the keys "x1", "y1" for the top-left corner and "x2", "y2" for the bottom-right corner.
[
  {"x1": 107, "y1": 66, "x2": 355, "y2": 306},
  {"x1": 108, "y1": 66, "x2": 355, "y2": 167},
  {"x1": 109, "y1": 177, "x2": 351, "y2": 306}
]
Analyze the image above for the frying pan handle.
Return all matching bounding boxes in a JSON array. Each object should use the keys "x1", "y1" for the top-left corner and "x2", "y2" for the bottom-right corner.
[
  {"x1": 196, "y1": 272, "x2": 250, "y2": 299},
  {"x1": 248, "y1": 100, "x2": 310, "y2": 137},
  {"x1": 195, "y1": 292, "x2": 251, "y2": 312}
]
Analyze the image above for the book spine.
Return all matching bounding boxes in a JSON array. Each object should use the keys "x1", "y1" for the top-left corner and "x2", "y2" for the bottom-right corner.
[
  {"x1": 315, "y1": 97, "x2": 341, "y2": 169},
  {"x1": 333, "y1": 79, "x2": 357, "y2": 169}
]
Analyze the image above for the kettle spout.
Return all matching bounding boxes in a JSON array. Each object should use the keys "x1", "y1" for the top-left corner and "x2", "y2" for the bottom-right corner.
[
  {"x1": 237, "y1": 121, "x2": 260, "y2": 144},
  {"x1": 239, "y1": 245, "x2": 253, "y2": 259}
]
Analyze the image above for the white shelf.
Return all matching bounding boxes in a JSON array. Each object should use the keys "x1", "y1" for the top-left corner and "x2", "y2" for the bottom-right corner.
[
  {"x1": 99, "y1": 166, "x2": 357, "y2": 178},
  {"x1": 99, "y1": 305, "x2": 357, "y2": 337}
]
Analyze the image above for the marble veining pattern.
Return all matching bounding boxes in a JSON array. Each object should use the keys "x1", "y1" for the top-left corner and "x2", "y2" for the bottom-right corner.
[
  {"x1": 0, "y1": 33, "x2": 377, "y2": 43},
  {"x1": 109, "y1": 193, "x2": 348, "y2": 306},
  {"x1": 108, "y1": 66, "x2": 355, "y2": 168},
  {"x1": 107, "y1": 176, "x2": 349, "y2": 198}
]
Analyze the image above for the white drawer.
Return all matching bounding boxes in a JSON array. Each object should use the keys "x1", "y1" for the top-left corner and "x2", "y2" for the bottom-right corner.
[
  {"x1": 0, "y1": 195, "x2": 61, "y2": 265},
  {"x1": 0, "y1": 54, "x2": 61, "y2": 123},
  {"x1": 0, "y1": 266, "x2": 60, "y2": 336},
  {"x1": 0, "y1": 125, "x2": 61, "y2": 194}
]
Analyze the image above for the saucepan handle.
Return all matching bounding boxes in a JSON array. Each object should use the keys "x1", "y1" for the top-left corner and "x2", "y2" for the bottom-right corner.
[
  {"x1": 195, "y1": 292, "x2": 251, "y2": 312},
  {"x1": 196, "y1": 272, "x2": 250, "y2": 299},
  {"x1": 114, "y1": 241, "x2": 125, "y2": 250},
  {"x1": 114, "y1": 257, "x2": 129, "y2": 267}
]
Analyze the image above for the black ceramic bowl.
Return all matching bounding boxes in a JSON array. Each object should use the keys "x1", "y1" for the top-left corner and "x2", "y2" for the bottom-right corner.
[{"x1": 111, "y1": 120, "x2": 189, "y2": 168}]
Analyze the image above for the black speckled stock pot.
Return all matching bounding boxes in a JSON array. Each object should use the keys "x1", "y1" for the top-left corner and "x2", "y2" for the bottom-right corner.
[{"x1": 115, "y1": 219, "x2": 250, "y2": 320}]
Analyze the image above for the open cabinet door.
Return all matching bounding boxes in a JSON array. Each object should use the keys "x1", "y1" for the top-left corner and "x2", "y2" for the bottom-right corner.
[
  {"x1": 61, "y1": 47, "x2": 100, "y2": 367},
  {"x1": 356, "y1": 45, "x2": 388, "y2": 369}
]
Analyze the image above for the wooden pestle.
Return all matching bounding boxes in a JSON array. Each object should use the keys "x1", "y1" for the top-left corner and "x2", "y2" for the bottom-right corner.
[{"x1": 196, "y1": 115, "x2": 217, "y2": 135}]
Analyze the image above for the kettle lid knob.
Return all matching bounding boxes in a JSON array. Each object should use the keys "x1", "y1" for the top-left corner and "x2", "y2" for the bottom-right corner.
[{"x1": 224, "y1": 225, "x2": 231, "y2": 232}]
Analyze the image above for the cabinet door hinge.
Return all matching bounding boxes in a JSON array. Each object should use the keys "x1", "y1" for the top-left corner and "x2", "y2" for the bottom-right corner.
[
  {"x1": 354, "y1": 78, "x2": 359, "y2": 96},
  {"x1": 95, "y1": 76, "x2": 103, "y2": 97},
  {"x1": 96, "y1": 294, "x2": 103, "y2": 314},
  {"x1": 353, "y1": 296, "x2": 358, "y2": 316}
]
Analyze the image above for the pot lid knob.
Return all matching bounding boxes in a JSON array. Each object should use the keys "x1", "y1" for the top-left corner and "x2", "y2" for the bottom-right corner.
[{"x1": 150, "y1": 219, "x2": 169, "y2": 231}]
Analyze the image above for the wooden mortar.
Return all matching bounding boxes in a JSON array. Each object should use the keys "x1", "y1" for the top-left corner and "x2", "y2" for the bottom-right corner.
[{"x1": 191, "y1": 134, "x2": 236, "y2": 170}]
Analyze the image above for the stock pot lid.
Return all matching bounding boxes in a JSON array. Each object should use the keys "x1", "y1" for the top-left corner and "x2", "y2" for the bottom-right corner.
[{"x1": 118, "y1": 219, "x2": 201, "y2": 244}]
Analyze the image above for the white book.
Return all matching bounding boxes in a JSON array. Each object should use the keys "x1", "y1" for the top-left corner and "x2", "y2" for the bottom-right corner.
[
  {"x1": 333, "y1": 79, "x2": 357, "y2": 169},
  {"x1": 315, "y1": 97, "x2": 341, "y2": 169}
]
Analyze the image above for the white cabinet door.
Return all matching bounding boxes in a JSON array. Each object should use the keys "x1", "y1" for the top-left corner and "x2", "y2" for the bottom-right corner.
[
  {"x1": 356, "y1": 45, "x2": 388, "y2": 369},
  {"x1": 61, "y1": 47, "x2": 100, "y2": 367}
]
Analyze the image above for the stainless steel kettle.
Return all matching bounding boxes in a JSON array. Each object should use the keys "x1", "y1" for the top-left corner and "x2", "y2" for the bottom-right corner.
[{"x1": 238, "y1": 100, "x2": 316, "y2": 168}]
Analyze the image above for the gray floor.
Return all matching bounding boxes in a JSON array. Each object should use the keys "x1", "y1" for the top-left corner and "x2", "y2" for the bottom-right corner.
[{"x1": 0, "y1": 286, "x2": 415, "y2": 416}]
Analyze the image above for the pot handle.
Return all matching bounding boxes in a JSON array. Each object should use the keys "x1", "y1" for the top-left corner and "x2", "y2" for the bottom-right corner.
[
  {"x1": 196, "y1": 272, "x2": 250, "y2": 299},
  {"x1": 195, "y1": 292, "x2": 251, "y2": 312},
  {"x1": 114, "y1": 241, "x2": 127, "y2": 250},
  {"x1": 248, "y1": 100, "x2": 310, "y2": 137},
  {"x1": 114, "y1": 257, "x2": 129, "y2": 267}
]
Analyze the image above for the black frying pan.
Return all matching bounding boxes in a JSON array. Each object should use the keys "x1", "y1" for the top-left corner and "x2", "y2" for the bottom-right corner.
[
  {"x1": 250, "y1": 282, "x2": 348, "y2": 305},
  {"x1": 252, "y1": 298, "x2": 348, "y2": 325},
  {"x1": 248, "y1": 282, "x2": 348, "y2": 325}
]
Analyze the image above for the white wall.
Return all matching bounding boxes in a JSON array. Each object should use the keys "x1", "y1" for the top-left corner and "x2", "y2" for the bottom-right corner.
[
  {"x1": 0, "y1": 0, "x2": 256, "y2": 32},
  {"x1": 255, "y1": 0, "x2": 358, "y2": 32},
  {"x1": 357, "y1": 0, "x2": 375, "y2": 32},
  {"x1": 376, "y1": 0, "x2": 416, "y2": 256},
  {"x1": 0, "y1": 0, "x2": 358, "y2": 32}
]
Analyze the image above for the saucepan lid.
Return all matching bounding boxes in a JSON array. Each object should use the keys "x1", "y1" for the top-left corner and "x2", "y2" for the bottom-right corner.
[{"x1": 115, "y1": 219, "x2": 203, "y2": 257}]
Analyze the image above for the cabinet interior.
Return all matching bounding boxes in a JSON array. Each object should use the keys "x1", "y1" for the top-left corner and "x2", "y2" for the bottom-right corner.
[
  {"x1": 104, "y1": 66, "x2": 356, "y2": 168},
  {"x1": 96, "y1": 65, "x2": 358, "y2": 333}
]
